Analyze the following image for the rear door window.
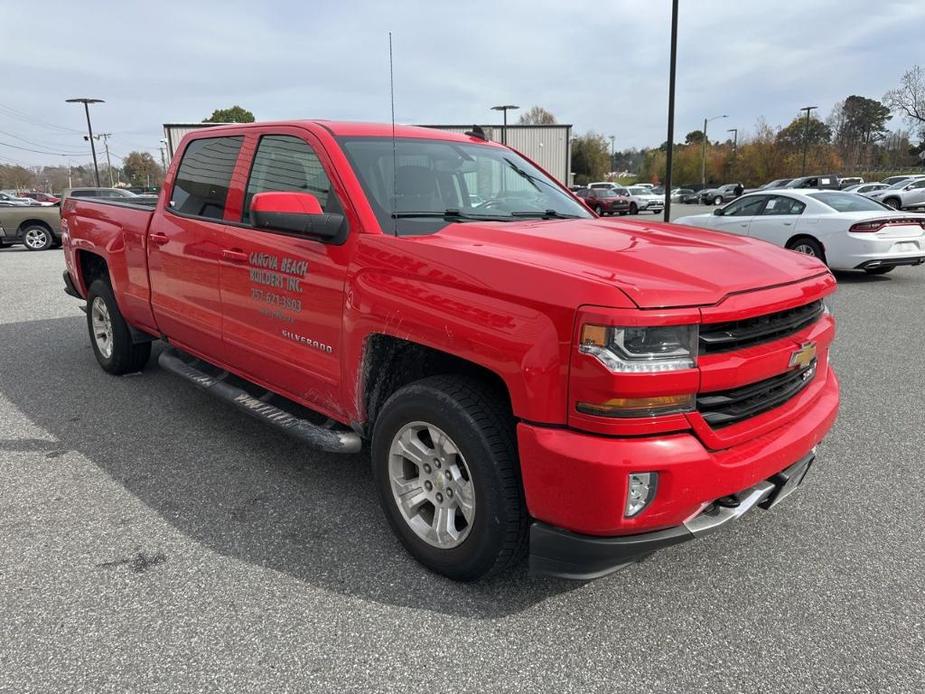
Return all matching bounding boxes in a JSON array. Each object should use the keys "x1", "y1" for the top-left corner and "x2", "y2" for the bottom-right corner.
[
  {"x1": 170, "y1": 136, "x2": 243, "y2": 220},
  {"x1": 761, "y1": 196, "x2": 805, "y2": 215}
]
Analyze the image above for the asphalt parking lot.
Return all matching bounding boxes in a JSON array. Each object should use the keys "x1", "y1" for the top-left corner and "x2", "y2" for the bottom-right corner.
[{"x1": 1, "y1": 246, "x2": 923, "y2": 693}]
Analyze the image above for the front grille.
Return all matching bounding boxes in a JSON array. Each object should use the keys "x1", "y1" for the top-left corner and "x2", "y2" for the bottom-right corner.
[
  {"x1": 697, "y1": 361, "x2": 817, "y2": 427},
  {"x1": 700, "y1": 300, "x2": 823, "y2": 354}
]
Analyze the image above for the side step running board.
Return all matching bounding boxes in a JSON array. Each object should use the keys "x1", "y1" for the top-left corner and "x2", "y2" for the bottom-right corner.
[{"x1": 158, "y1": 349, "x2": 362, "y2": 454}]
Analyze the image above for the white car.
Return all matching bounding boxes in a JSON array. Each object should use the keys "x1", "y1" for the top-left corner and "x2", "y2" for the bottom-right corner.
[
  {"x1": 626, "y1": 185, "x2": 665, "y2": 214},
  {"x1": 673, "y1": 189, "x2": 925, "y2": 275},
  {"x1": 866, "y1": 176, "x2": 925, "y2": 210}
]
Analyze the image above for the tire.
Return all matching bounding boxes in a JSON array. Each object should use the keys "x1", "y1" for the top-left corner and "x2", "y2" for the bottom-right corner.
[
  {"x1": 21, "y1": 224, "x2": 53, "y2": 251},
  {"x1": 864, "y1": 266, "x2": 894, "y2": 275},
  {"x1": 594, "y1": 205, "x2": 603, "y2": 216},
  {"x1": 883, "y1": 197, "x2": 902, "y2": 210},
  {"x1": 86, "y1": 279, "x2": 151, "y2": 375},
  {"x1": 786, "y1": 237, "x2": 826, "y2": 263},
  {"x1": 629, "y1": 202, "x2": 638, "y2": 215},
  {"x1": 371, "y1": 376, "x2": 527, "y2": 581},
  {"x1": 713, "y1": 196, "x2": 723, "y2": 206}
]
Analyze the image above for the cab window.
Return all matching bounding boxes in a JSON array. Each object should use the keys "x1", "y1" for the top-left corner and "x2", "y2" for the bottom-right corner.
[
  {"x1": 242, "y1": 135, "x2": 343, "y2": 224},
  {"x1": 170, "y1": 136, "x2": 243, "y2": 220}
]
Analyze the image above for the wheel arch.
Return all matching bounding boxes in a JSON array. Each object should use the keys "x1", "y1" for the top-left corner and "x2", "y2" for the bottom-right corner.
[
  {"x1": 74, "y1": 250, "x2": 111, "y2": 296},
  {"x1": 17, "y1": 218, "x2": 54, "y2": 236},
  {"x1": 786, "y1": 233, "x2": 825, "y2": 254},
  {"x1": 359, "y1": 334, "x2": 513, "y2": 437}
]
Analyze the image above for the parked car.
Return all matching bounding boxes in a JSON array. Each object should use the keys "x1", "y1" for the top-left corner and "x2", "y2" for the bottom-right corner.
[
  {"x1": 575, "y1": 187, "x2": 631, "y2": 215},
  {"x1": 842, "y1": 183, "x2": 889, "y2": 196},
  {"x1": 674, "y1": 189, "x2": 924, "y2": 274},
  {"x1": 19, "y1": 191, "x2": 60, "y2": 205},
  {"x1": 0, "y1": 204, "x2": 63, "y2": 250},
  {"x1": 784, "y1": 175, "x2": 840, "y2": 190},
  {"x1": 626, "y1": 185, "x2": 665, "y2": 214},
  {"x1": 880, "y1": 175, "x2": 919, "y2": 186},
  {"x1": 0, "y1": 191, "x2": 34, "y2": 206},
  {"x1": 60, "y1": 119, "x2": 839, "y2": 581},
  {"x1": 679, "y1": 189, "x2": 702, "y2": 204},
  {"x1": 699, "y1": 183, "x2": 742, "y2": 205},
  {"x1": 671, "y1": 188, "x2": 694, "y2": 202},
  {"x1": 838, "y1": 177, "x2": 864, "y2": 189},
  {"x1": 866, "y1": 175, "x2": 925, "y2": 210},
  {"x1": 759, "y1": 178, "x2": 794, "y2": 190}
]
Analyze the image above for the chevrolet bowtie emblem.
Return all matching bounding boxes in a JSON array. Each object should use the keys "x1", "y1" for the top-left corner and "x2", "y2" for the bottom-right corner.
[{"x1": 789, "y1": 341, "x2": 817, "y2": 369}]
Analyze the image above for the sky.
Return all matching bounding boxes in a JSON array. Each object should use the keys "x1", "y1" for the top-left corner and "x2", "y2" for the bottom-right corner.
[{"x1": 1, "y1": 0, "x2": 922, "y2": 169}]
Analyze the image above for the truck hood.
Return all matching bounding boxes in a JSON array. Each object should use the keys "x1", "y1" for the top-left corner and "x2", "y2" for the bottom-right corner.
[{"x1": 422, "y1": 217, "x2": 828, "y2": 308}]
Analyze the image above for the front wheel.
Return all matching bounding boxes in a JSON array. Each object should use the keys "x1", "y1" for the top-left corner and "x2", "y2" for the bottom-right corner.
[
  {"x1": 371, "y1": 376, "x2": 527, "y2": 581},
  {"x1": 713, "y1": 196, "x2": 723, "y2": 206},
  {"x1": 86, "y1": 279, "x2": 151, "y2": 374},
  {"x1": 22, "y1": 225, "x2": 53, "y2": 251},
  {"x1": 629, "y1": 202, "x2": 638, "y2": 215},
  {"x1": 883, "y1": 197, "x2": 902, "y2": 209}
]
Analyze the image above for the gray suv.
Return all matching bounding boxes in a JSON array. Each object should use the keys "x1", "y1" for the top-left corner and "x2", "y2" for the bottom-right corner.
[{"x1": 867, "y1": 176, "x2": 925, "y2": 210}]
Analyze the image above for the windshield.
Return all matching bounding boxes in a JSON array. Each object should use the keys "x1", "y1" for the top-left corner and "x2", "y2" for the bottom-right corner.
[
  {"x1": 339, "y1": 136, "x2": 590, "y2": 234},
  {"x1": 809, "y1": 192, "x2": 891, "y2": 212},
  {"x1": 886, "y1": 178, "x2": 921, "y2": 190}
]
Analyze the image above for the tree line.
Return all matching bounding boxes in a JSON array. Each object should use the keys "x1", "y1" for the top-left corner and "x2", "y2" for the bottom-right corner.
[{"x1": 573, "y1": 65, "x2": 925, "y2": 186}]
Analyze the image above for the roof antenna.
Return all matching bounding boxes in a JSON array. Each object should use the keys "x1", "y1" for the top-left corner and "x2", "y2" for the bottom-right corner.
[{"x1": 389, "y1": 31, "x2": 399, "y2": 237}]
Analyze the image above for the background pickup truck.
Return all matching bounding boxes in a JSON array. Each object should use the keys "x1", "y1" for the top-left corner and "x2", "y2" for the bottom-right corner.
[
  {"x1": 0, "y1": 204, "x2": 62, "y2": 251},
  {"x1": 61, "y1": 120, "x2": 839, "y2": 581}
]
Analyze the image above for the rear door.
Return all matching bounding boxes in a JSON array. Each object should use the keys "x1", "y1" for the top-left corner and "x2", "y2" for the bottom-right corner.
[
  {"x1": 216, "y1": 128, "x2": 353, "y2": 418},
  {"x1": 748, "y1": 195, "x2": 806, "y2": 247},
  {"x1": 711, "y1": 195, "x2": 768, "y2": 236},
  {"x1": 147, "y1": 135, "x2": 244, "y2": 358}
]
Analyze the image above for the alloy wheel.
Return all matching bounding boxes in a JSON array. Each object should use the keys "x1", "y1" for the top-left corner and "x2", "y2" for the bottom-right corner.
[
  {"x1": 388, "y1": 421, "x2": 475, "y2": 549},
  {"x1": 24, "y1": 228, "x2": 48, "y2": 249},
  {"x1": 90, "y1": 296, "x2": 114, "y2": 359}
]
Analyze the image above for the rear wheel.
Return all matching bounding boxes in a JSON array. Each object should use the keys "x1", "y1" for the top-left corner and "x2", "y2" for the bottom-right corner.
[
  {"x1": 864, "y1": 266, "x2": 894, "y2": 275},
  {"x1": 629, "y1": 202, "x2": 638, "y2": 215},
  {"x1": 786, "y1": 237, "x2": 826, "y2": 263},
  {"x1": 594, "y1": 205, "x2": 603, "y2": 216},
  {"x1": 371, "y1": 376, "x2": 527, "y2": 581},
  {"x1": 22, "y1": 225, "x2": 53, "y2": 251},
  {"x1": 713, "y1": 196, "x2": 723, "y2": 206},
  {"x1": 86, "y1": 279, "x2": 151, "y2": 375}
]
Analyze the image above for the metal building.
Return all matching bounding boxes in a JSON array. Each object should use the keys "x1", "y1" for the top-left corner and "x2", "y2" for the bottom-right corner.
[{"x1": 163, "y1": 122, "x2": 572, "y2": 184}]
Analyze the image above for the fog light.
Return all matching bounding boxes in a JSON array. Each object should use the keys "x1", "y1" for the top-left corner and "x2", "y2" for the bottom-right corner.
[{"x1": 625, "y1": 472, "x2": 658, "y2": 517}]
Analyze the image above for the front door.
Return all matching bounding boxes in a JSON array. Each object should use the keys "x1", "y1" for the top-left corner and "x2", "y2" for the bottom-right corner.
[
  {"x1": 711, "y1": 195, "x2": 769, "y2": 236},
  {"x1": 148, "y1": 135, "x2": 244, "y2": 358},
  {"x1": 217, "y1": 131, "x2": 352, "y2": 420}
]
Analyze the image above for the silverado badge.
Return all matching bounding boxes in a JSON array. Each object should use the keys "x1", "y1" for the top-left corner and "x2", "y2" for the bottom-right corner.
[{"x1": 789, "y1": 341, "x2": 817, "y2": 369}]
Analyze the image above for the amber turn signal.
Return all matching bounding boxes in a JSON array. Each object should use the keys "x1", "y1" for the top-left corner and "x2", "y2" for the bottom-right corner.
[{"x1": 576, "y1": 394, "x2": 695, "y2": 418}]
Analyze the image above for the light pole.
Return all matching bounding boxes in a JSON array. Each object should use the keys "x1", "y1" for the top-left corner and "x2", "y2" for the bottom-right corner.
[
  {"x1": 663, "y1": 0, "x2": 679, "y2": 222},
  {"x1": 727, "y1": 128, "x2": 738, "y2": 180},
  {"x1": 800, "y1": 105, "x2": 818, "y2": 176},
  {"x1": 490, "y1": 105, "x2": 519, "y2": 145},
  {"x1": 701, "y1": 114, "x2": 727, "y2": 189},
  {"x1": 66, "y1": 98, "x2": 104, "y2": 187},
  {"x1": 608, "y1": 135, "x2": 615, "y2": 175}
]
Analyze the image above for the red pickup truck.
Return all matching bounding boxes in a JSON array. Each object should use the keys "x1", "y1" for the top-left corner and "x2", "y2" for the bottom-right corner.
[{"x1": 61, "y1": 121, "x2": 839, "y2": 581}]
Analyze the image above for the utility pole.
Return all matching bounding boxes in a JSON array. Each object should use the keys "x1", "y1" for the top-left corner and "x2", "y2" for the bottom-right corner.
[
  {"x1": 65, "y1": 98, "x2": 104, "y2": 187},
  {"x1": 490, "y1": 104, "x2": 519, "y2": 145},
  {"x1": 727, "y1": 128, "x2": 738, "y2": 180},
  {"x1": 800, "y1": 105, "x2": 818, "y2": 176},
  {"x1": 663, "y1": 0, "x2": 679, "y2": 222},
  {"x1": 701, "y1": 114, "x2": 727, "y2": 189},
  {"x1": 609, "y1": 135, "x2": 616, "y2": 176},
  {"x1": 94, "y1": 133, "x2": 114, "y2": 187}
]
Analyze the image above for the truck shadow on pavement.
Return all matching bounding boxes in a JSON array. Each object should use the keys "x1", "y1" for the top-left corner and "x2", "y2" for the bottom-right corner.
[{"x1": 0, "y1": 316, "x2": 581, "y2": 618}]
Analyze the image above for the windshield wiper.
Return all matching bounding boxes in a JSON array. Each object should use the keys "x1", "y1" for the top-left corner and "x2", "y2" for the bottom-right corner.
[
  {"x1": 510, "y1": 209, "x2": 582, "y2": 219},
  {"x1": 391, "y1": 209, "x2": 514, "y2": 222}
]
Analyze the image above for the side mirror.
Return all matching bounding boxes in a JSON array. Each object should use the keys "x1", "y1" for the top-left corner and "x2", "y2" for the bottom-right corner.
[
  {"x1": 713, "y1": 208, "x2": 724, "y2": 216},
  {"x1": 251, "y1": 191, "x2": 346, "y2": 243}
]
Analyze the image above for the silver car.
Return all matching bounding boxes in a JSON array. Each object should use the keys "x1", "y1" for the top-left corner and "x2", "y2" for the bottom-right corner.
[
  {"x1": 842, "y1": 183, "x2": 889, "y2": 196},
  {"x1": 867, "y1": 176, "x2": 925, "y2": 210},
  {"x1": 626, "y1": 185, "x2": 665, "y2": 214}
]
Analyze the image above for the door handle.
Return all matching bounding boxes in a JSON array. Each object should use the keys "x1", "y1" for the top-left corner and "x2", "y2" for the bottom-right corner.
[
  {"x1": 149, "y1": 232, "x2": 169, "y2": 246},
  {"x1": 222, "y1": 249, "x2": 249, "y2": 263},
  {"x1": 783, "y1": 222, "x2": 793, "y2": 226}
]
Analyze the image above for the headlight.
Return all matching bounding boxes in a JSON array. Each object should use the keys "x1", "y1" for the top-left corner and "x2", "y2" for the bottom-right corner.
[{"x1": 579, "y1": 324, "x2": 698, "y2": 373}]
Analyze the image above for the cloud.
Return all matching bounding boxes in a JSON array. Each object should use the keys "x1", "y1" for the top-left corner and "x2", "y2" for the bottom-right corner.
[{"x1": 0, "y1": 0, "x2": 921, "y2": 167}]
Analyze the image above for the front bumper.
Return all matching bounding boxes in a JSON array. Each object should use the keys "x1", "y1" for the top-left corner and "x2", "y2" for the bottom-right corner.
[{"x1": 530, "y1": 452, "x2": 814, "y2": 579}]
